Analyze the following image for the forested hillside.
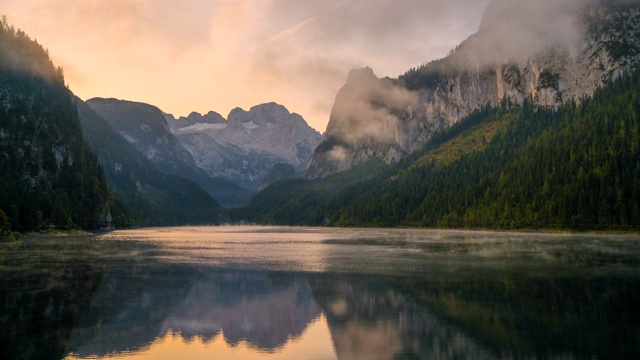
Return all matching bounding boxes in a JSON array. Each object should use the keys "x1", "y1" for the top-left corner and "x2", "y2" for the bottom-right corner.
[
  {"x1": 0, "y1": 19, "x2": 111, "y2": 232},
  {"x1": 76, "y1": 99, "x2": 221, "y2": 226},
  {"x1": 245, "y1": 68, "x2": 640, "y2": 230},
  {"x1": 308, "y1": 1, "x2": 640, "y2": 178}
]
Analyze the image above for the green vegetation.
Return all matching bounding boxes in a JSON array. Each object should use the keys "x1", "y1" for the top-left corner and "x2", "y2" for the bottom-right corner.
[
  {"x1": 0, "y1": 19, "x2": 113, "y2": 232},
  {"x1": 0, "y1": 208, "x2": 10, "y2": 239},
  {"x1": 399, "y1": 57, "x2": 456, "y2": 91},
  {"x1": 76, "y1": 99, "x2": 221, "y2": 227},
  {"x1": 537, "y1": 68, "x2": 560, "y2": 91},
  {"x1": 235, "y1": 159, "x2": 392, "y2": 225},
  {"x1": 409, "y1": 113, "x2": 510, "y2": 170},
  {"x1": 587, "y1": 1, "x2": 640, "y2": 62},
  {"x1": 244, "y1": 68, "x2": 640, "y2": 230}
]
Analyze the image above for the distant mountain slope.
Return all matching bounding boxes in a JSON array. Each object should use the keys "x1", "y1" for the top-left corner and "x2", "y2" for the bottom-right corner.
[
  {"x1": 308, "y1": 0, "x2": 640, "y2": 178},
  {"x1": 258, "y1": 163, "x2": 296, "y2": 191},
  {"x1": 76, "y1": 98, "x2": 221, "y2": 226},
  {"x1": 0, "y1": 19, "x2": 111, "y2": 231},
  {"x1": 244, "y1": 68, "x2": 640, "y2": 230},
  {"x1": 166, "y1": 102, "x2": 322, "y2": 190},
  {"x1": 86, "y1": 98, "x2": 251, "y2": 207}
]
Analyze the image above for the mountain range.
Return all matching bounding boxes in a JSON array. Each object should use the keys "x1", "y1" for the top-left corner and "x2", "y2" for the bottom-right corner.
[
  {"x1": 76, "y1": 98, "x2": 221, "y2": 226},
  {"x1": 2, "y1": 0, "x2": 640, "y2": 230},
  {"x1": 307, "y1": 0, "x2": 640, "y2": 178},
  {"x1": 165, "y1": 102, "x2": 322, "y2": 191},
  {"x1": 245, "y1": 0, "x2": 640, "y2": 230},
  {"x1": 82, "y1": 98, "x2": 322, "y2": 207}
]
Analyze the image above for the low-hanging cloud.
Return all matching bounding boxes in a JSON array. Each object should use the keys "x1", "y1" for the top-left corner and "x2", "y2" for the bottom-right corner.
[
  {"x1": 327, "y1": 67, "x2": 418, "y2": 145},
  {"x1": 327, "y1": 145, "x2": 349, "y2": 162},
  {"x1": 3, "y1": 0, "x2": 490, "y2": 132},
  {"x1": 450, "y1": 0, "x2": 597, "y2": 67},
  {"x1": 247, "y1": 0, "x2": 490, "y2": 130}
]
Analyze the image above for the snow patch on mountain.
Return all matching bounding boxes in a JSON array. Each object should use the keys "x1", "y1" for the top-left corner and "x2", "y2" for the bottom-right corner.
[
  {"x1": 166, "y1": 102, "x2": 323, "y2": 190},
  {"x1": 242, "y1": 120, "x2": 260, "y2": 130},
  {"x1": 176, "y1": 123, "x2": 227, "y2": 133}
]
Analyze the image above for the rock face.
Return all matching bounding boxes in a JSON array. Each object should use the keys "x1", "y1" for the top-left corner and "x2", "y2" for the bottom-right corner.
[
  {"x1": 167, "y1": 102, "x2": 323, "y2": 190},
  {"x1": 85, "y1": 97, "x2": 321, "y2": 204},
  {"x1": 87, "y1": 98, "x2": 198, "y2": 177},
  {"x1": 307, "y1": 0, "x2": 640, "y2": 178},
  {"x1": 76, "y1": 98, "x2": 223, "y2": 223},
  {"x1": 86, "y1": 98, "x2": 251, "y2": 208}
]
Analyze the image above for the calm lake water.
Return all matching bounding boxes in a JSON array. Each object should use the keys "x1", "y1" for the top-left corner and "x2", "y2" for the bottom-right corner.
[{"x1": 1, "y1": 226, "x2": 640, "y2": 360}]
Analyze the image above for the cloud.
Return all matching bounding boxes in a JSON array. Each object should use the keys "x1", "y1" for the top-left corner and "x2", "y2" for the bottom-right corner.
[
  {"x1": 245, "y1": 1, "x2": 349, "y2": 54},
  {"x1": 327, "y1": 67, "x2": 418, "y2": 144},
  {"x1": 245, "y1": 0, "x2": 490, "y2": 130},
  {"x1": 2, "y1": 0, "x2": 489, "y2": 132},
  {"x1": 450, "y1": 0, "x2": 593, "y2": 66},
  {"x1": 327, "y1": 145, "x2": 349, "y2": 162}
]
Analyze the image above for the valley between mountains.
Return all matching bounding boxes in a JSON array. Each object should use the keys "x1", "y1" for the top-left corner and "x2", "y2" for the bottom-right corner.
[{"x1": 2, "y1": 0, "x2": 640, "y2": 232}]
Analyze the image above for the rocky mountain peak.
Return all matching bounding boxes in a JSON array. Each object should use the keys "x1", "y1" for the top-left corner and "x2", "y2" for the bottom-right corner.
[
  {"x1": 203, "y1": 111, "x2": 226, "y2": 123},
  {"x1": 307, "y1": 0, "x2": 640, "y2": 178},
  {"x1": 346, "y1": 66, "x2": 376, "y2": 83},
  {"x1": 168, "y1": 101, "x2": 322, "y2": 190},
  {"x1": 228, "y1": 102, "x2": 294, "y2": 127},
  {"x1": 87, "y1": 98, "x2": 172, "y2": 135},
  {"x1": 167, "y1": 110, "x2": 226, "y2": 129},
  {"x1": 185, "y1": 111, "x2": 203, "y2": 122}
]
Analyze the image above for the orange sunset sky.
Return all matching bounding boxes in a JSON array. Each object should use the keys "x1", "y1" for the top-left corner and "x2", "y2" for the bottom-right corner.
[{"x1": 2, "y1": 0, "x2": 488, "y2": 131}]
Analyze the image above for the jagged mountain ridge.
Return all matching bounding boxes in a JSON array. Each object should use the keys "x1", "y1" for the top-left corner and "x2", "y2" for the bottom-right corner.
[
  {"x1": 307, "y1": 0, "x2": 640, "y2": 178},
  {"x1": 86, "y1": 98, "x2": 251, "y2": 207},
  {"x1": 166, "y1": 102, "x2": 322, "y2": 190},
  {"x1": 76, "y1": 98, "x2": 222, "y2": 225}
]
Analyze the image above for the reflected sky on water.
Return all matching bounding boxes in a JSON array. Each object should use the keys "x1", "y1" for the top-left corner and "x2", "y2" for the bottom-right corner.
[{"x1": 1, "y1": 227, "x2": 639, "y2": 360}]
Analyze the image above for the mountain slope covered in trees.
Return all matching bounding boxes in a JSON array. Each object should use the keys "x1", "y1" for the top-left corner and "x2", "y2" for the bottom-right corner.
[
  {"x1": 0, "y1": 19, "x2": 111, "y2": 232},
  {"x1": 244, "y1": 68, "x2": 640, "y2": 230},
  {"x1": 76, "y1": 99, "x2": 221, "y2": 226},
  {"x1": 86, "y1": 98, "x2": 252, "y2": 207},
  {"x1": 308, "y1": 0, "x2": 640, "y2": 178}
]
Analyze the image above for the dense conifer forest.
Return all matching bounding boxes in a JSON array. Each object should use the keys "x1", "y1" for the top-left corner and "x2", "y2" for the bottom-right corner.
[
  {"x1": 0, "y1": 18, "x2": 112, "y2": 232},
  {"x1": 245, "y1": 68, "x2": 640, "y2": 230},
  {"x1": 76, "y1": 99, "x2": 221, "y2": 227},
  {"x1": 2, "y1": 15, "x2": 640, "y2": 232}
]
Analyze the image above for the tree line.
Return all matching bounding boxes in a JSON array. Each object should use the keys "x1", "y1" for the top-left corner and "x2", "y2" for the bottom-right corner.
[
  {"x1": 0, "y1": 18, "x2": 112, "y2": 234},
  {"x1": 245, "y1": 68, "x2": 640, "y2": 230}
]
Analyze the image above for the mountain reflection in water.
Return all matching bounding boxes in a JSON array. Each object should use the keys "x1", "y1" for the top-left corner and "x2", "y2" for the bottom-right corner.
[{"x1": 0, "y1": 227, "x2": 639, "y2": 360}]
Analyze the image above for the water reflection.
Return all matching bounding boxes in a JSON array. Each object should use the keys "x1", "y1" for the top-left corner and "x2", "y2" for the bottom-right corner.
[
  {"x1": 66, "y1": 268, "x2": 323, "y2": 356},
  {"x1": 1, "y1": 228, "x2": 639, "y2": 360},
  {"x1": 313, "y1": 275, "x2": 640, "y2": 360},
  {"x1": 0, "y1": 237, "x2": 105, "y2": 360}
]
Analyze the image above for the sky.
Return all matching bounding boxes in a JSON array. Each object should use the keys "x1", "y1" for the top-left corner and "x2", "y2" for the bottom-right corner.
[{"x1": 2, "y1": 0, "x2": 490, "y2": 131}]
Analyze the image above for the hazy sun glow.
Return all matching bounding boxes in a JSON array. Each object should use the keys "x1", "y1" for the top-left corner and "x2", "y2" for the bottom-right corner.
[{"x1": 2, "y1": 0, "x2": 488, "y2": 131}]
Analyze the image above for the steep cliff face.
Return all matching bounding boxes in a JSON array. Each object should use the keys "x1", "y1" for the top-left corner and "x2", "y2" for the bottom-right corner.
[
  {"x1": 86, "y1": 98, "x2": 251, "y2": 207},
  {"x1": 307, "y1": 0, "x2": 640, "y2": 178},
  {"x1": 169, "y1": 102, "x2": 322, "y2": 190},
  {"x1": 86, "y1": 98, "x2": 197, "y2": 176},
  {"x1": 76, "y1": 98, "x2": 224, "y2": 225}
]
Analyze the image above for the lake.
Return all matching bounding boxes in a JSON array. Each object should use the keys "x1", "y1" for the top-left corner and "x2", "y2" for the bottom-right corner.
[{"x1": 1, "y1": 226, "x2": 639, "y2": 359}]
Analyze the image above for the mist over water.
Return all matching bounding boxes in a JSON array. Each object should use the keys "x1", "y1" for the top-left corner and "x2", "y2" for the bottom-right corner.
[{"x1": 1, "y1": 226, "x2": 639, "y2": 359}]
